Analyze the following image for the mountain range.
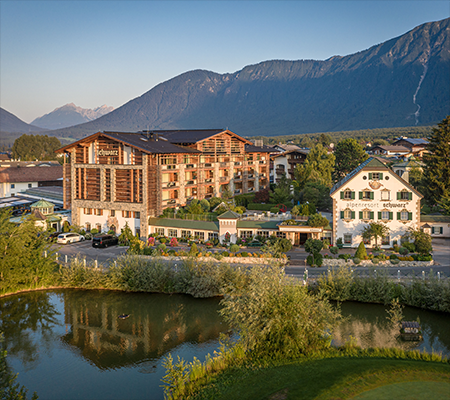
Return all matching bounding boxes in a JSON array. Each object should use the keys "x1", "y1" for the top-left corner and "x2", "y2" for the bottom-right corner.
[
  {"x1": 1, "y1": 18, "x2": 449, "y2": 140},
  {"x1": 30, "y1": 103, "x2": 114, "y2": 130}
]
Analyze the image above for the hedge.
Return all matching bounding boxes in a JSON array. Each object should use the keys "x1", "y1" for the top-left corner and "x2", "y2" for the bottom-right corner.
[{"x1": 247, "y1": 203, "x2": 278, "y2": 211}]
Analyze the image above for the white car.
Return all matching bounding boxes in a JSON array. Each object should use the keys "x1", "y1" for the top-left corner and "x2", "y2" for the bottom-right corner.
[{"x1": 56, "y1": 232, "x2": 85, "y2": 244}]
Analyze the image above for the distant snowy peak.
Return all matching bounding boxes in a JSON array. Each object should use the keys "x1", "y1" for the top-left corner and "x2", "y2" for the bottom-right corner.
[{"x1": 31, "y1": 103, "x2": 114, "y2": 130}]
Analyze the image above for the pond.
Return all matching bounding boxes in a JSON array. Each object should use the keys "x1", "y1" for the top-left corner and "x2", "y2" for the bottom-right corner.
[{"x1": 1, "y1": 290, "x2": 449, "y2": 400}]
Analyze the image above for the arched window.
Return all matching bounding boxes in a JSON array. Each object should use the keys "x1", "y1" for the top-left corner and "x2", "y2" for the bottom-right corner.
[{"x1": 85, "y1": 222, "x2": 91, "y2": 232}]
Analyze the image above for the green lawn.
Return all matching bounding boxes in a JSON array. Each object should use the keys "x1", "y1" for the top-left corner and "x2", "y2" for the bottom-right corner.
[{"x1": 192, "y1": 357, "x2": 450, "y2": 400}]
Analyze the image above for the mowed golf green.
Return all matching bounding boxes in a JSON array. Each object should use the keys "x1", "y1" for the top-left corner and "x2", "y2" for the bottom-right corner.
[{"x1": 193, "y1": 357, "x2": 450, "y2": 400}]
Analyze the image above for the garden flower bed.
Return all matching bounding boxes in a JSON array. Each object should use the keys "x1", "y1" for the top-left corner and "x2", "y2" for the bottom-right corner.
[{"x1": 322, "y1": 258, "x2": 434, "y2": 267}]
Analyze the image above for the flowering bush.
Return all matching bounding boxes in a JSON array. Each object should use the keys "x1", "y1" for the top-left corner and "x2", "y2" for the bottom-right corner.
[
  {"x1": 170, "y1": 237, "x2": 178, "y2": 247},
  {"x1": 147, "y1": 237, "x2": 155, "y2": 246}
]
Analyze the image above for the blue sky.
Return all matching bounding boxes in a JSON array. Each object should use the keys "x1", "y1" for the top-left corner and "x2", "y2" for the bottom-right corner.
[{"x1": 1, "y1": 1, "x2": 448, "y2": 123}]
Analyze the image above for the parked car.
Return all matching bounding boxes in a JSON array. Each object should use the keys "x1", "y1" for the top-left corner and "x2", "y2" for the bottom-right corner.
[
  {"x1": 92, "y1": 234, "x2": 119, "y2": 248},
  {"x1": 47, "y1": 231, "x2": 63, "y2": 242},
  {"x1": 57, "y1": 232, "x2": 85, "y2": 244}
]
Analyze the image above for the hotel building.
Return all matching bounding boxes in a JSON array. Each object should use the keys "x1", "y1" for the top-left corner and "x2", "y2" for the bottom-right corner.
[{"x1": 56, "y1": 129, "x2": 272, "y2": 237}]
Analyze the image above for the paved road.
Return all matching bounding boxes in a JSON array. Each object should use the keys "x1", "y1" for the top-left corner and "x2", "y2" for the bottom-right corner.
[{"x1": 52, "y1": 237, "x2": 450, "y2": 278}]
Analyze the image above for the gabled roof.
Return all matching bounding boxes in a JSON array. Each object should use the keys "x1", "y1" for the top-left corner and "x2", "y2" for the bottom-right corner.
[
  {"x1": 147, "y1": 129, "x2": 225, "y2": 144},
  {"x1": 245, "y1": 144, "x2": 274, "y2": 153},
  {"x1": 31, "y1": 199, "x2": 55, "y2": 208},
  {"x1": 273, "y1": 144, "x2": 302, "y2": 152},
  {"x1": 0, "y1": 165, "x2": 63, "y2": 183},
  {"x1": 56, "y1": 132, "x2": 200, "y2": 155},
  {"x1": 217, "y1": 210, "x2": 240, "y2": 219},
  {"x1": 330, "y1": 157, "x2": 423, "y2": 198},
  {"x1": 393, "y1": 138, "x2": 429, "y2": 146},
  {"x1": 271, "y1": 149, "x2": 310, "y2": 159},
  {"x1": 370, "y1": 145, "x2": 410, "y2": 152}
]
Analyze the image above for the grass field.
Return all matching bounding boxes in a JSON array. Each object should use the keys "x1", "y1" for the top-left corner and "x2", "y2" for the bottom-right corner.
[{"x1": 192, "y1": 357, "x2": 450, "y2": 400}]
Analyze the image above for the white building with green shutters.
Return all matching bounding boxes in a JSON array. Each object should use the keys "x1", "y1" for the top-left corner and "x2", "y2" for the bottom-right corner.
[{"x1": 330, "y1": 158, "x2": 423, "y2": 248}]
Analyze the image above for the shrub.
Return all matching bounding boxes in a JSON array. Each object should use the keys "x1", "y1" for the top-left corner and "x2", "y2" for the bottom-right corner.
[
  {"x1": 247, "y1": 203, "x2": 277, "y2": 211},
  {"x1": 270, "y1": 206, "x2": 280, "y2": 214},
  {"x1": 402, "y1": 242, "x2": 416, "y2": 253},
  {"x1": 390, "y1": 259, "x2": 400, "y2": 265},
  {"x1": 393, "y1": 244, "x2": 400, "y2": 253},
  {"x1": 372, "y1": 257, "x2": 380, "y2": 264},
  {"x1": 389, "y1": 254, "x2": 398, "y2": 260},
  {"x1": 189, "y1": 243, "x2": 198, "y2": 256},
  {"x1": 399, "y1": 247, "x2": 409, "y2": 255},
  {"x1": 355, "y1": 242, "x2": 367, "y2": 260},
  {"x1": 338, "y1": 254, "x2": 352, "y2": 262},
  {"x1": 158, "y1": 243, "x2": 167, "y2": 252},
  {"x1": 90, "y1": 228, "x2": 99, "y2": 235},
  {"x1": 148, "y1": 237, "x2": 155, "y2": 246},
  {"x1": 222, "y1": 251, "x2": 229, "y2": 257},
  {"x1": 160, "y1": 238, "x2": 167, "y2": 244},
  {"x1": 170, "y1": 237, "x2": 178, "y2": 247},
  {"x1": 84, "y1": 232, "x2": 92, "y2": 240},
  {"x1": 240, "y1": 252, "x2": 249, "y2": 257},
  {"x1": 230, "y1": 244, "x2": 240, "y2": 253},
  {"x1": 352, "y1": 257, "x2": 361, "y2": 265},
  {"x1": 417, "y1": 254, "x2": 433, "y2": 261},
  {"x1": 329, "y1": 246, "x2": 339, "y2": 255}
]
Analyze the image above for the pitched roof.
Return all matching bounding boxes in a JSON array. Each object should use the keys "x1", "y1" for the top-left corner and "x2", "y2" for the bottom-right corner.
[
  {"x1": 148, "y1": 217, "x2": 219, "y2": 231},
  {"x1": 420, "y1": 215, "x2": 450, "y2": 223},
  {"x1": 393, "y1": 138, "x2": 429, "y2": 146},
  {"x1": 0, "y1": 165, "x2": 63, "y2": 183},
  {"x1": 217, "y1": 210, "x2": 240, "y2": 219},
  {"x1": 370, "y1": 145, "x2": 410, "y2": 152},
  {"x1": 273, "y1": 144, "x2": 302, "y2": 152},
  {"x1": 330, "y1": 157, "x2": 423, "y2": 198},
  {"x1": 31, "y1": 199, "x2": 55, "y2": 208},
  {"x1": 245, "y1": 144, "x2": 274, "y2": 153},
  {"x1": 147, "y1": 129, "x2": 225, "y2": 144}
]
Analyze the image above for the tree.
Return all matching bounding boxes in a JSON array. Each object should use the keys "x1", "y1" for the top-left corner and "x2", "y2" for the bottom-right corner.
[
  {"x1": 304, "y1": 238, "x2": 323, "y2": 266},
  {"x1": 220, "y1": 264, "x2": 340, "y2": 358},
  {"x1": 303, "y1": 144, "x2": 335, "y2": 187},
  {"x1": 422, "y1": 116, "x2": 450, "y2": 206},
  {"x1": 307, "y1": 214, "x2": 329, "y2": 228},
  {"x1": 355, "y1": 241, "x2": 368, "y2": 260},
  {"x1": 302, "y1": 182, "x2": 332, "y2": 210},
  {"x1": 0, "y1": 208, "x2": 56, "y2": 294},
  {"x1": 361, "y1": 222, "x2": 389, "y2": 248},
  {"x1": 407, "y1": 227, "x2": 432, "y2": 255},
  {"x1": 333, "y1": 138, "x2": 368, "y2": 182},
  {"x1": 270, "y1": 174, "x2": 292, "y2": 205},
  {"x1": 12, "y1": 134, "x2": 61, "y2": 161}
]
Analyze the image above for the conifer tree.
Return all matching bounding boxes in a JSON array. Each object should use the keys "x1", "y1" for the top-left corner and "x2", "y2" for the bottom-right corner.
[
  {"x1": 333, "y1": 138, "x2": 368, "y2": 182},
  {"x1": 355, "y1": 241, "x2": 368, "y2": 260},
  {"x1": 422, "y1": 116, "x2": 450, "y2": 206}
]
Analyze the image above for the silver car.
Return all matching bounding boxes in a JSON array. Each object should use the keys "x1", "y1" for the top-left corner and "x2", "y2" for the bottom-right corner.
[{"x1": 56, "y1": 232, "x2": 85, "y2": 244}]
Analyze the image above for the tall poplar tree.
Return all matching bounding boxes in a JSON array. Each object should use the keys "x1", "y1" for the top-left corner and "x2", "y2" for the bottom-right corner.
[{"x1": 422, "y1": 116, "x2": 450, "y2": 206}]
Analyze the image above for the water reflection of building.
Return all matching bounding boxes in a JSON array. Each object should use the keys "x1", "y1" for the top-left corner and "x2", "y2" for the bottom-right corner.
[{"x1": 60, "y1": 291, "x2": 226, "y2": 369}]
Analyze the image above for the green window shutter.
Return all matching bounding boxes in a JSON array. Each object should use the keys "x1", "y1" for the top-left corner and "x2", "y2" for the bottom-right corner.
[
  {"x1": 379, "y1": 173, "x2": 383, "y2": 180},
  {"x1": 432, "y1": 227, "x2": 435, "y2": 234},
  {"x1": 369, "y1": 173, "x2": 373, "y2": 179},
  {"x1": 340, "y1": 211, "x2": 344, "y2": 219},
  {"x1": 397, "y1": 212, "x2": 401, "y2": 220},
  {"x1": 389, "y1": 212, "x2": 393, "y2": 220},
  {"x1": 370, "y1": 192, "x2": 374, "y2": 200},
  {"x1": 359, "y1": 192, "x2": 363, "y2": 200},
  {"x1": 351, "y1": 191, "x2": 355, "y2": 199},
  {"x1": 397, "y1": 192, "x2": 401, "y2": 200},
  {"x1": 408, "y1": 212, "x2": 412, "y2": 220},
  {"x1": 378, "y1": 211, "x2": 382, "y2": 219},
  {"x1": 351, "y1": 211, "x2": 355, "y2": 219},
  {"x1": 340, "y1": 191, "x2": 344, "y2": 199},
  {"x1": 370, "y1": 212, "x2": 374, "y2": 220},
  {"x1": 440, "y1": 227, "x2": 444, "y2": 234},
  {"x1": 408, "y1": 192, "x2": 412, "y2": 200},
  {"x1": 359, "y1": 211, "x2": 363, "y2": 219}
]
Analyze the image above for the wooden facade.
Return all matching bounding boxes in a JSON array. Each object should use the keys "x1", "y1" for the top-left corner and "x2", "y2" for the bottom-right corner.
[{"x1": 58, "y1": 130, "x2": 271, "y2": 237}]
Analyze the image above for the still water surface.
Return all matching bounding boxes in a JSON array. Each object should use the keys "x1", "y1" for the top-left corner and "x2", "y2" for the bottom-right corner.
[{"x1": 1, "y1": 290, "x2": 449, "y2": 400}]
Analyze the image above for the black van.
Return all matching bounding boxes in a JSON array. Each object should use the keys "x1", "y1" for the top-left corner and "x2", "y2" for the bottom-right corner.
[{"x1": 92, "y1": 234, "x2": 119, "y2": 248}]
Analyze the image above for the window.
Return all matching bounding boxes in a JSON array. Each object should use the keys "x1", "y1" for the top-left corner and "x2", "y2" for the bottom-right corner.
[
  {"x1": 398, "y1": 211, "x2": 412, "y2": 221},
  {"x1": 359, "y1": 190, "x2": 374, "y2": 200},
  {"x1": 276, "y1": 232, "x2": 287, "y2": 238},
  {"x1": 340, "y1": 189, "x2": 355, "y2": 200},
  {"x1": 341, "y1": 209, "x2": 355, "y2": 220},
  {"x1": 257, "y1": 231, "x2": 270, "y2": 238},
  {"x1": 110, "y1": 210, "x2": 115, "y2": 217},
  {"x1": 122, "y1": 210, "x2": 131, "y2": 218},
  {"x1": 155, "y1": 228, "x2": 165, "y2": 236},
  {"x1": 96, "y1": 223, "x2": 102, "y2": 232},
  {"x1": 85, "y1": 222, "x2": 91, "y2": 232},
  {"x1": 181, "y1": 230, "x2": 191, "y2": 238},
  {"x1": 398, "y1": 191, "x2": 412, "y2": 200},
  {"x1": 134, "y1": 212, "x2": 140, "y2": 219},
  {"x1": 344, "y1": 234, "x2": 352, "y2": 244},
  {"x1": 208, "y1": 232, "x2": 219, "y2": 240},
  {"x1": 168, "y1": 229, "x2": 178, "y2": 238},
  {"x1": 240, "y1": 231, "x2": 253, "y2": 239},
  {"x1": 28, "y1": 183, "x2": 32, "y2": 188},
  {"x1": 382, "y1": 235, "x2": 390, "y2": 246},
  {"x1": 84, "y1": 208, "x2": 92, "y2": 215},
  {"x1": 194, "y1": 231, "x2": 205, "y2": 240},
  {"x1": 369, "y1": 172, "x2": 383, "y2": 180},
  {"x1": 381, "y1": 190, "x2": 390, "y2": 200},
  {"x1": 10, "y1": 184, "x2": 15, "y2": 189},
  {"x1": 359, "y1": 210, "x2": 374, "y2": 220},
  {"x1": 379, "y1": 211, "x2": 392, "y2": 220},
  {"x1": 95, "y1": 209, "x2": 103, "y2": 216},
  {"x1": 432, "y1": 226, "x2": 443, "y2": 235}
]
